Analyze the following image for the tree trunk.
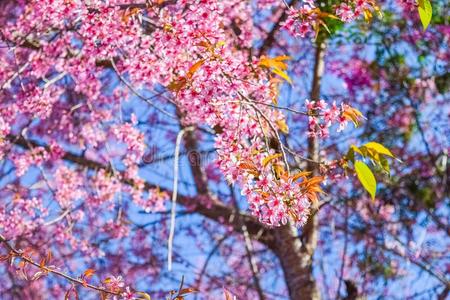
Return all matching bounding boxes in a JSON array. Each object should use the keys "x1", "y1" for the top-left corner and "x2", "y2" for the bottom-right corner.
[
  {"x1": 272, "y1": 223, "x2": 320, "y2": 300},
  {"x1": 273, "y1": 40, "x2": 326, "y2": 300}
]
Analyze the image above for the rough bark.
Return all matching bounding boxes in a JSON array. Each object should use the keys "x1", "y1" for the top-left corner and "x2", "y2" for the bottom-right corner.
[{"x1": 272, "y1": 223, "x2": 320, "y2": 300}]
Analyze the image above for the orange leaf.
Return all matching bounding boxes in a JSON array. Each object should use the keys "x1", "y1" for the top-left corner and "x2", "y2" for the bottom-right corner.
[
  {"x1": 342, "y1": 106, "x2": 365, "y2": 127},
  {"x1": 239, "y1": 161, "x2": 257, "y2": 170},
  {"x1": 291, "y1": 171, "x2": 311, "y2": 181},
  {"x1": 259, "y1": 56, "x2": 293, "y2": 84},
  {"x1": 122, "y1": 7, "x2": 141, "y2": 23},
  {"x1": 83, "y1": 268, "x2": 95, "y2": 279},
  {"x1": 288, "y1": 209, "x2": 300, "y2": 222},
  {"x1": 46, "y1": 250, "x2": 52, "y2": 264},
  {"x1": 167, "y1": 77, "x2": 187, "y2": 92},
  {"x1": 39, "y1": 257, "x2": 46, "y2": 268},
  {"x1": 196, "y1": 41, "x2": 211, "y2": 48},
  {"x1": 301, "y1": 176, "x2": 324, "y2": 188},
  {"x1": 238, "y1": 161, "x2": 260, "y2": 177},
  {"x1": 187, "y1": 60, "x2": 205, "y2": 79},
  {"x1": 178, "y1": 287, "x2": 199, "y2": 295}
]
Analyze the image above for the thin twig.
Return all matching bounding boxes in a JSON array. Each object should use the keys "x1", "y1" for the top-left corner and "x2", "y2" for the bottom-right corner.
[
  {"x1": 241, "y1": 99, "x2": 311, "y2": 116},
  {"x1": 44, "y1": 209, "x2": 71, "y2": 226},
  {"x1": 336, "y1": 204, "x2": 349, "y2": 299},
  {"x1": 194, "y1": 235, "x2": 229, "y2": 299},
  {"x1": 0, "y1": 234, "x2": 120, "y2": 296},
  {"x1": 248, "y1": 101, "x2": 290, "y2": 174},
  {"x1": 42, "y1": 71, "x2": 67, "y2": 89},
  {"x1": 230, "y1": 186, "x2": 265, "y2": 300},
  {"x1": 0, "y1": 61, "x2": 31, "y2": 90},
  {"x1": 110, "y1": 58, "x2": 177, "y2": 119}
]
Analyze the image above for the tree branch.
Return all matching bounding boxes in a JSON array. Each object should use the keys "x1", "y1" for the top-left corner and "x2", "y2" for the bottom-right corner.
[
  {"x1": 0, "y1": 234, "x2": 120, "y2": 297},
  {"x1": 257, "y1": 0, "x2": 299, "y2": 57},
  {"x1": 6, "y1": 135, "x2": 274, "y2": 246}
]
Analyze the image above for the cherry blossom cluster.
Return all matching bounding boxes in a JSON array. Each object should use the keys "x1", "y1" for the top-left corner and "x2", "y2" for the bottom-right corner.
[
  {"x1": 0, "y1": 197, "x2": 47, "y2": 240},
  {"x1": 11, "y1": 146, "x2": 50, "y2": 176},
  {"x1": 335, "y1": 0, "x2": 381, "y2": 23},
  {"x1": 17, "y1": 85, "x2": 64, "y2": 119},
  {"x1": 281, "y1": 0, "x2": 383, "y2": 35},
  {"x1": 397, "y1": 0, "x2": 417, "y2": 12},
  {"x1": 216, "y1": 129, "x2": 315, "y2": 227},
  {"x1": 282, "y1": 0, "x2": 318, "y2": 38},
  {"x1": 133, "y1": 187, "x2": 168, "y2": 214},
  {"x1": 88, "y1": 169, "x2": 121, "y2": 209},
  {"x1": 256, "y1": 0, "x2": 281, "y2": 10},
  {"x1": 110, "y1": 123, "x2": 146, "y2": 168},
  {"x1": 329, "y1": 57, "x2": 375, "y2": 97},
  {"x1": 305, "y1": 100, "x2": 354, "y2": 138},
  {"x1": 53, "y1": 165, "x2": 86, "y2": 208}
]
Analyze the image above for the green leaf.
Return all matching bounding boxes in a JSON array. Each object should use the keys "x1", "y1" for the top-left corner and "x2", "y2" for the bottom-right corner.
[
  {"x1": 364, "y1": 142, "x2": 395, "y2": 158},
  {"x1": 355, "y1": 161, "x2": 377, "y2": 201},
  {"x1": 418, "y1": 0, "x2": 432, "y2": 31}
]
